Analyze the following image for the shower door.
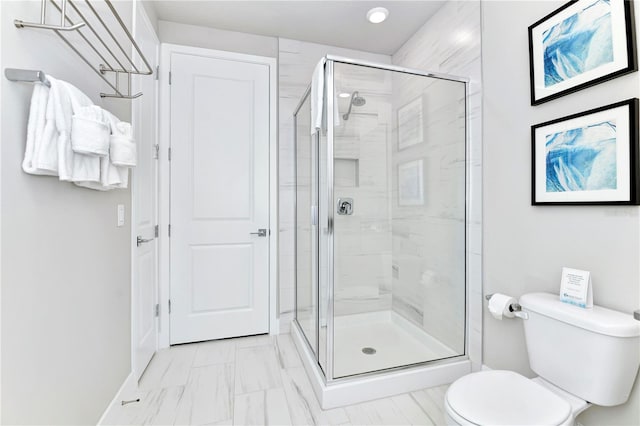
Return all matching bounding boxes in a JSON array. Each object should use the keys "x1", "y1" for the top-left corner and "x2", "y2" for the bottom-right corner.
[
  {"x1": 328, "y1": 60, "x2": 467, "y2": 379},
  {"x1": 294, "y1": 89, "x2": 319, "y2": 357}
]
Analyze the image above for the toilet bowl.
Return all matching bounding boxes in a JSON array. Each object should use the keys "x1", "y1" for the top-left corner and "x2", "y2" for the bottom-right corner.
[
  {"x1": 443, "y1": 293, "x2": 640, "y2": 426},
  {"x1": 443, "y1": 370, "x2": 590, "y2": 426}
]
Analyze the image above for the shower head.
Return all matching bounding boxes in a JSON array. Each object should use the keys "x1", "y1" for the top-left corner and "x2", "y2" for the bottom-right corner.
[{"x1": 343, "y1": 91, "x2": 366, "y2": 120}]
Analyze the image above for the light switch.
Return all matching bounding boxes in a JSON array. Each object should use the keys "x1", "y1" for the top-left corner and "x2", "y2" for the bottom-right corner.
[{"x1": 117, "y1": 204, "x2": 125, "y2": 227}]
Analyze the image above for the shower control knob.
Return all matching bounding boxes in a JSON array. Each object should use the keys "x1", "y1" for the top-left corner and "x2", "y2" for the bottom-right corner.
[{"x1": 337, "y1": 198, "x2": 354, "y2": 215}]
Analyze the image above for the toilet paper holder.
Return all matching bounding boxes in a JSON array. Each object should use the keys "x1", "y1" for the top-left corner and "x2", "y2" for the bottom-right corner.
[{"x1": 485, "y1": 293, "x2": 526, "y2": 318}]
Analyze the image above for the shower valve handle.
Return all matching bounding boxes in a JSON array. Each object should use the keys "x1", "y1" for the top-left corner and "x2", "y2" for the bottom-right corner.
[{"x1": 337, "y1": 198, "x2": 354, "y2": 215}]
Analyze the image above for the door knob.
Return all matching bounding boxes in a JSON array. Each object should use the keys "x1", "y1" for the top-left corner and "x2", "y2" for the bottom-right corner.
[{"x1": 250, "y1": 228, "x2": 268, "y2": 237}]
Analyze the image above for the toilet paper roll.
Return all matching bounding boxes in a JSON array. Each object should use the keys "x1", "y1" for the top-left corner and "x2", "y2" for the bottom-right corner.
[{"x1": 488, "y1": 293, "x2": 517, "y2": 320}]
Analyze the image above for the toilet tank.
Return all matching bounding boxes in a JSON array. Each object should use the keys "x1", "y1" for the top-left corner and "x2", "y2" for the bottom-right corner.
[{"x1": 519, "y1": 293, "x2": 640, "y2": 406}]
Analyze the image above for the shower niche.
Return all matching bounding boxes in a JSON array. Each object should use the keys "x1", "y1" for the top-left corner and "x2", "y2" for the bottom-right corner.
[{"x1": 293, "y1": 56, "x2": 471, "y2": 408}]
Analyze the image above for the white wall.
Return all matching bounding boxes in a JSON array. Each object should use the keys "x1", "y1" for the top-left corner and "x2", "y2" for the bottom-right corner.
[
  {"x1": 392, "y1": 0, "x2": 483, "y2": 363},
  {"x1": 482, "y1": 1, "x2": 640, "y2": 424},
  {"x1": 1, "y1": 1, "x2": 133, "y2": 423},
  {"x1": 140, "y1": 0, "x2": 159, "y2": 34},
  {"x1": 158, "y1": 20, "x2": 278, "y2": 58}
]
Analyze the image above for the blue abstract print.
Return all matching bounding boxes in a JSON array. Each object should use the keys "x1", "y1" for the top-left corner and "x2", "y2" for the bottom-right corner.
[
  {"x1": 543, "y1": 0, "x2": 613, "y2": 87},
  {"x1": 546, "y1": 121, "x2": 617, "y2": 192}
]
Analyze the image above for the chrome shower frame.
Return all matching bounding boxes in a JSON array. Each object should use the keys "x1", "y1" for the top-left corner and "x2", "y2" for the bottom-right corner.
[{"x1": 292, "y1": 55, "x2": 473, "y2": 389}]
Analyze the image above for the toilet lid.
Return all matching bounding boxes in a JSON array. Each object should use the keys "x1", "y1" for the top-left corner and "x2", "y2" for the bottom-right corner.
[{"x1": 446, "y1": 370, "x2": 572, "y2": 426}]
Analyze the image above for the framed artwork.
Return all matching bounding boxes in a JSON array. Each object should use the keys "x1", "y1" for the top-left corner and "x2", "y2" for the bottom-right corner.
[
  {"x1": 528, "y1": 0, "x2": 637, "y2": 105},
  {"x1": 398, "y1": 159, "x2": 424, "y2": 206},
  {"x1": 531, "y1": 98, "x2": 639, "y2": 205},
  {"x1": 398, "y1": 97, "x2": 424, "y2": 150}
]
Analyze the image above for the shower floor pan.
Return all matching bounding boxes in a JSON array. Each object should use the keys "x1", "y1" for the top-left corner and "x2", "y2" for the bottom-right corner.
[{"x1": 291, "y1": 311, "x2": 471, "y2": 409}]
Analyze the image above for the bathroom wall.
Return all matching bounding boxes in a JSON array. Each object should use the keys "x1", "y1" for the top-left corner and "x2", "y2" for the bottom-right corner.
[
  {"x1": 158, "y1": 20, "x2": 278, "y2": 58},
  {"x1": 1, "y1": 1, "x2": 133, "y2": 423},
  {"x1": 278, "y1": 38, "x2": 390, "y2": 331},
  {"x1": 391, "y1": 1, "x2": 483, "y2": 355},
  {"x1": 482, "y1": 1, "x2": 640, "y2": 424},
  {"x1": 140, "y1": 0, "x2": 158, "y2": 34}
]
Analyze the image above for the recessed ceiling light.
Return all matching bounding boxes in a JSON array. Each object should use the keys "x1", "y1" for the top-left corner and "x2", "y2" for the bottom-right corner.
[
  {"x1": 339, "y1": 92, "x2": 351, "y2": 98},
  {"x1": 367, "y1": 7, "x2": 389, "y2": 24}
]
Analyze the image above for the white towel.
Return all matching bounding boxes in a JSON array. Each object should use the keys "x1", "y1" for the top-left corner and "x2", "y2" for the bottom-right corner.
[
  {"x1": 22, "y1": 83, "x2": 57, "y2": 176},
  {"x1": 62, "y1": 81, "x2": 101, "y2": 183},
  {"x1": 71, "y1": 105, "x2": 110, "y2": 157},
  {"x1": 310, "y1": 57, "x2": 326, "y2": 135},
  {"x1": 310, "y1": 57, "x2": 340, "y2": 135},
  {"x1": 33, "y1": 77, "x2": 60, "y2": 174},
  {"x1": 75, "y1": 111, "x2": 130, "y2": 190},
  {"x1": 110, "y1": 121, "x2": 137, "y2": 167}
]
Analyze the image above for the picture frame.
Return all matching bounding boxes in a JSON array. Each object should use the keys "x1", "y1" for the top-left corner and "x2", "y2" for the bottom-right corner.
[
  {"x1": 398, "y1": 159, "x2": 424, "y2": 206},
  {"x1": 528, "y1": 0, "x2": 637, "y2": 105},
  {"x1": 397, "y1": 97, "x2": 424, "y2": 150},
  {"x1": 531, "y1": 98, "x2": 639, "y2": 205}
]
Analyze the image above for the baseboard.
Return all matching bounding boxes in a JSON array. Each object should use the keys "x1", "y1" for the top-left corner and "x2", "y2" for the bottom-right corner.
[{"x1": 97, "y1": 371, "x2": 137, "y2": 425}]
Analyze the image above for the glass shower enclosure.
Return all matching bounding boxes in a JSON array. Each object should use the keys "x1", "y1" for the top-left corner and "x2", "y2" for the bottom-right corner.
[{"x1": 294, "y1": 56, "x2": 468, "y2": 383}]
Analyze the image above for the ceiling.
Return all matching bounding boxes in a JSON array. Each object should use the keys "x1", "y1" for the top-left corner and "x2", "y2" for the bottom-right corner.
[{"x1": 146, "y1": 1, "x2": 446, "y2": 55}]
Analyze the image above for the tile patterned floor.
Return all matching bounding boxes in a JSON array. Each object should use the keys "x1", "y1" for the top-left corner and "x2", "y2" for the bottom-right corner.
[{"x1": 102, "y1": 334, "x2": 449, "y2": 425}]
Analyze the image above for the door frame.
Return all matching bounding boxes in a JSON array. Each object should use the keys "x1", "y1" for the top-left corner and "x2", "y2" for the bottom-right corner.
[
  {"x1": 158, "y1": 43, "x2": 279, "y2": 349},
  {"x1": 131, "y1": 2, "x2": 160, "y2": 377}
]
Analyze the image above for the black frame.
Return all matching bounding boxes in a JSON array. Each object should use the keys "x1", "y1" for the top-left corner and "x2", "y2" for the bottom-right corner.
[
  {"x1": 531, "y1": 98, "x2": 640, "y2": 205},
  {"x1": 528, "y1": 0, "x2": 637, "y2": 106}
]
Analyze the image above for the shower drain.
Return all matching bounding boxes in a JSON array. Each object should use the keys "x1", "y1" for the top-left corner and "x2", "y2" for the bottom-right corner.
[{"x1": 361, "y1": 347, "x2": 377, "y2": 355}]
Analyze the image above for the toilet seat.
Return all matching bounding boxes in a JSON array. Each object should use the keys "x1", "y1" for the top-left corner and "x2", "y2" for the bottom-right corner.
[{"x1": 445, "y1": 370, "x2": 572, "y2": 426}]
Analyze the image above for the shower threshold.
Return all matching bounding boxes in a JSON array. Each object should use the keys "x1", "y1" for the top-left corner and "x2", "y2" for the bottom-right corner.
[{"x1": 291, "y1": 314, "x2": 471, "y2": 409}]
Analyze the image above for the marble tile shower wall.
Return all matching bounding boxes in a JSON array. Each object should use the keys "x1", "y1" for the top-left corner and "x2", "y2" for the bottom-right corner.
[
  {"x1": 333, "y1": 66, "x2": 393, "y2": 316},
  {"x1": 278, "y1": 38, "x2": 390, "y2": 331},
  {"x1": 391, "y1": 1, "x2": 483, "y2": 354}
]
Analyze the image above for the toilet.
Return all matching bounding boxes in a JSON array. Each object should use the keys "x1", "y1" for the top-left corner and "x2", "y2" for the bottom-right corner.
[{"x1": 445, "y1": 293, "x2": 640, "y2": 425}]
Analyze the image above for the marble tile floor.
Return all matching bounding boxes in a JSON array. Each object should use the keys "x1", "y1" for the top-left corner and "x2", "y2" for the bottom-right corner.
[{"x1": 102, "y1": 333, "x2": 449, "y2": 426}]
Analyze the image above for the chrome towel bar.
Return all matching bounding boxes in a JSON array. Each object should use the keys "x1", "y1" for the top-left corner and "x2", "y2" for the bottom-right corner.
[{"x1": 4, "y1": 68, "x2": 51, "y2": 87}]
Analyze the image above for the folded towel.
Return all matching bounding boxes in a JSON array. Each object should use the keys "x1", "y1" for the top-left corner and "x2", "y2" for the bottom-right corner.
[
  {"x1": 310, "y1": 57, "x2": 340, "y2": 135},
  {"x1": 110, "y1": 121, "x2": 137, "y2": 167},
  {"x1": 22, "y1": 83, "x2": 57, "y2": 176},
  {"x1": 61, "y1": 81, "x2": 101, "y2": 183},
  {"x1": 75, "y1": 111, "x2": 130, "y2": 190},
  {"x1": 71, "y1": 105, "x2": 110, "y2": 157}
]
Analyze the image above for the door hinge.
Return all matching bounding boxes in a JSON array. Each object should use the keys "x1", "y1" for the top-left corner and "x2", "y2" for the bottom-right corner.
[
  {"x1": 155, "y1": 65, "x2": 159, "y2": 81},
  {"x1": 168, "y1": 224, "x2": 171, "y2": 237},
  {"x1": 155, "y1": 303, "x2": 159, "y2": 317},
  {"x1": 169, "y1": 71, "x2": 172, "y2": 85},
  {"x1": 154, "y1": 144, "x2": 159, "y2": 159},
  {"x1": 168, "y1": 299, "x2": 172, "y2": 314},
  {"x1": 168, "y1": 147, "x2": 172, "y2": 161},
  {"x1": 154, "y1": 225, "x2": 159, "y2": 238}
]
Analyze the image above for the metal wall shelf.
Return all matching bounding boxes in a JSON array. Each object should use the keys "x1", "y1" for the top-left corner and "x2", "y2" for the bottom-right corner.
[{"x1": 13, "y1": 0, "x2": 153, "y2": 99}]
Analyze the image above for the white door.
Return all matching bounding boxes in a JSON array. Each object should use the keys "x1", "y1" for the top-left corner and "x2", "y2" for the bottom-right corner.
[
  {"x1": 169, "y1": 53, "x2": 270, "y2": 345},
  {"x1": 131, "y1": 6, "x2": 159, "y2": 380}
]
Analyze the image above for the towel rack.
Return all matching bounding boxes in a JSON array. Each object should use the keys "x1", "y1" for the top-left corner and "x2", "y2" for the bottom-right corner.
[
  {"x1": 5, "y1": 68, "x2": 51, "y2": 88},
  {"x1": 13, "y1": 0, "x2": 152, "y2": 99}
]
